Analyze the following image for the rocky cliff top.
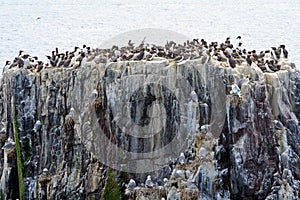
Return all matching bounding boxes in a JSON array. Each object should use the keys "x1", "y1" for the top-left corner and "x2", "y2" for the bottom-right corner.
[
  {"x1": 0, "y1": 38, "x2": 299, "y2": 199},
  {"x1": 2, "y1": 36, "x2": 295, "y2": 75}
]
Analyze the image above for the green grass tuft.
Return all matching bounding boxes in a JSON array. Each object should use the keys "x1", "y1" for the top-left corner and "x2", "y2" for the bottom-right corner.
[
  {"x1": 102, "y1": 169, "x2": 122, "y2": 200},
  {"x1": 13, "y1": 106, "x2": 24, "y2": 200}
]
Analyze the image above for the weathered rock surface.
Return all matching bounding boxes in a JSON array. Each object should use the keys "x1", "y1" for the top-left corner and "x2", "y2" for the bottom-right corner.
[{"x1": 0, "y1": 58, "x2": 299, "y2": 199}]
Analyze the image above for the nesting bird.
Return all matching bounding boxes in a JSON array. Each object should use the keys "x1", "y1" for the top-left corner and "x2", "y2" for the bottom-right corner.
[
  {"x1": 127, "y1": 179, "x2": 136, "y2": 189},
  {"x1": 2, "y1": 137, "x2": 16, "y2": 152},
  {"x1": 178, "y1": 152, "x2": 186, "y2": 165},
  {"x1": 64, "y1": 107, "x2": 75, "y2": 131},
  {"x1": 33, "y1": 120, "x2": 42, "y2": 133},
  {"x1": 3, "y1": 36, "x2": 290, "y2": 75},
  {"x1": 145, "y1": 175, "x2": 154, "y2": 188}
]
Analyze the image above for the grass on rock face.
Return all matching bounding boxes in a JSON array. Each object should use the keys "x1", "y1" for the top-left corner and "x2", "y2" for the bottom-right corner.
[
  {"x1": 14, "y1": 105, "x2": 24, "y2": 200},
  {"x1": 102, "y1": 168, "x2": 122, "y2": 200}
]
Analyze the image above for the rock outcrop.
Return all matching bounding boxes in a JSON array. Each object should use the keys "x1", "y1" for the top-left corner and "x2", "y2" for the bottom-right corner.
[{"x1": 0, "y1": 57, "x2": 299, "y2": 199}]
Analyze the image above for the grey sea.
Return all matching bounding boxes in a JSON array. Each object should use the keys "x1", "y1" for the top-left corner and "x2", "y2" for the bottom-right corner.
[{"x1": 0, "y1": 0, "x2": 299, "y2": 74}]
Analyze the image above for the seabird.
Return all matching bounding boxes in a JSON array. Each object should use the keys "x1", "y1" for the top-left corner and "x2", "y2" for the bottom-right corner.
[
  {"x1": 36, "y1": 61, "x2": 44, "y2": 72},
  {"x1": 22, "y1": 54, "x2": 30, "y2": 69},
  {"x1": 132, "y1": 49, "x2": 144, "y2": 60},
  {"x1": 127, "y1": 179, "x2": 136, "y2": 189},
  {"x1": 178, "y1": 152, "x2": 186, "y2": 165},
  {"x1": 2, "y1": 142, "x2": 15, "y2": 150},
  {"x1": 2, "y1": 138, "x2": 15, "y2": 150},
  {"x1": 271, "y1": 47, "x2": 280, "y2": 60},
  {"x1": 190, "y1": 91, "x2": 198, "y2": 102},
  {"x1": 246, "y1": 55, "x2": 252, "y2": 66},
  {"x1": 63, "y1": 56, "x2": 72, "y2": 67},
  {"x1": 46, "y1": 55, "x2": 56, "y2": 67},
  {"x1": 33, "y1": 120, "x2": 42, "y2": 133},
  {"x1": 18, "y1": 50, "x2": 24, "y2": 57},
  {"x1": 128, "y1": 40, "x2": 134, "y2": 48},
  {"x1": 273, "y1": 120, "x2": 284, "y2": 130},
  {"x1": 230, "y1": 84, "x2": 241, "y2": 96},
  {"x1": 252, "y1": 50, "x2": 258, "y2": 60},
  {"x1": 280, "y1": 45, "x2": 288, "y2": 58},
  {"x1": 42, "y1": 168, "x2": 49, "y2": 174},
  {"x1": 225, "y1": 44, "x2": 233, "y2": 55},
  {"x1": 236, "y1": 42, "x2": 243, "y2": 51},
  {"x1": 0, "y1": 127, "x2": 6, "y2": 134},
  {"x1": 57, "y1": 54, "x2": 65, "y2": 67},
  {"x1": 200, "y1": 125, "x2": 207, "y2": 134},
  {"x1": 3, "y1": 61, "x2": 11, "y2": 73},
  {"x1": 163, "y1": 178, "x2": 168, "y2": 183},
  {"x1": 145, "y1": 175, "x2": 154, "y2": 188},
  {"x1": 64, "y1": 107, "x2": 75, "y2": 131},
  {"x1": 228, "y1": 55, "x2": 236, "y2": 68},
  {"x1": 82, "y1": 44, "x2": 87, "y2": 53}
]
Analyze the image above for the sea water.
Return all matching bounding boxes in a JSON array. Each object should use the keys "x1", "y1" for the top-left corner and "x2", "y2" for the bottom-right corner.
[{"x1": 0, "y1": 0, "x2": 299, "y2": 76}]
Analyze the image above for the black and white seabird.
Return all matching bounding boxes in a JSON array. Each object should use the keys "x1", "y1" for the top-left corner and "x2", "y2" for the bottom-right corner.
[
  {"x1": 18, "y1": 50, "x2": 24, "y2": 57},
  {"x1": 280, "y1": 45, "x2": 288, "y2": 58},
  {"x1": 228, "y1": 55, "x2": 236, "y2": 68},
  {"x1": 3, "y1": 61, "x2": 11, "y2": 72},
  {"x1": 271, "y1": 47, "x2": 280, "y2": 60}
]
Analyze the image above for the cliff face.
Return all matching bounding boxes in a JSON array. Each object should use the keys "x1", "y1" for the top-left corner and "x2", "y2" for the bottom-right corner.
[{"x1": 0, "y1": 58, "x2": 299, "y2": 199}]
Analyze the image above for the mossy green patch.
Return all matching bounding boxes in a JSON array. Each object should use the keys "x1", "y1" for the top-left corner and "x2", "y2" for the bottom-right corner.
[{"x1": 102, "y1": 169, "x2": 122, "y2": 200}]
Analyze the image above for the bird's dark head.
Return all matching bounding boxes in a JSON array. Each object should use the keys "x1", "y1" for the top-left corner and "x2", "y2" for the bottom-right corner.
[
  {"x1": 280, "y1": 44, "x2": 285, "y2": 49},
  {"x1": 22, "y1": 54, "x2": 30, "y2": 59}
]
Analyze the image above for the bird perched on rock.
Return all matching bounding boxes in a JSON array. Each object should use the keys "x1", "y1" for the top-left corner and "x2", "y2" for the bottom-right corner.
[
  {"x1": 273, "y1": 120, "x2": 284, "y2": 130},
  {"x1": 163, "y1": 178, "x2": 168, "y2": 183},
  {"x1": 2, "y1": 61, "x2": 11, "y2": 73},
  {"x1": 280, "y1": 45, "x2": 288, "y2": 59},
  {"x1": 0, "y1": 127, "x2": 6, "y2": 134},
  {"x1": 178, "y1": 152, "x2": 186, "y2": 165},
  {"x1": 33, "y1": 120, "x2": 42, "y2": 133},
  {"x1": 64, "y1": 107, "x2": 75, "y2": 131},
  {"x1": 42, "y1": 168, "x2": 49, "y2": 174},
  {"x1": 190, "y1": 90, "x2": 198, "y2": 102},
  {"x1": 127, "y1": 179, "x2": 136, "y2": 189},
  {"x1": 145, "y1": 175, "x2": 154, "y2": 188},
  {"x1": 2, "y1": 138, "x2": 15, "y2": 152},
  {"x1": 230, "y1": 84, "x2": 241, "y2": 96}
]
